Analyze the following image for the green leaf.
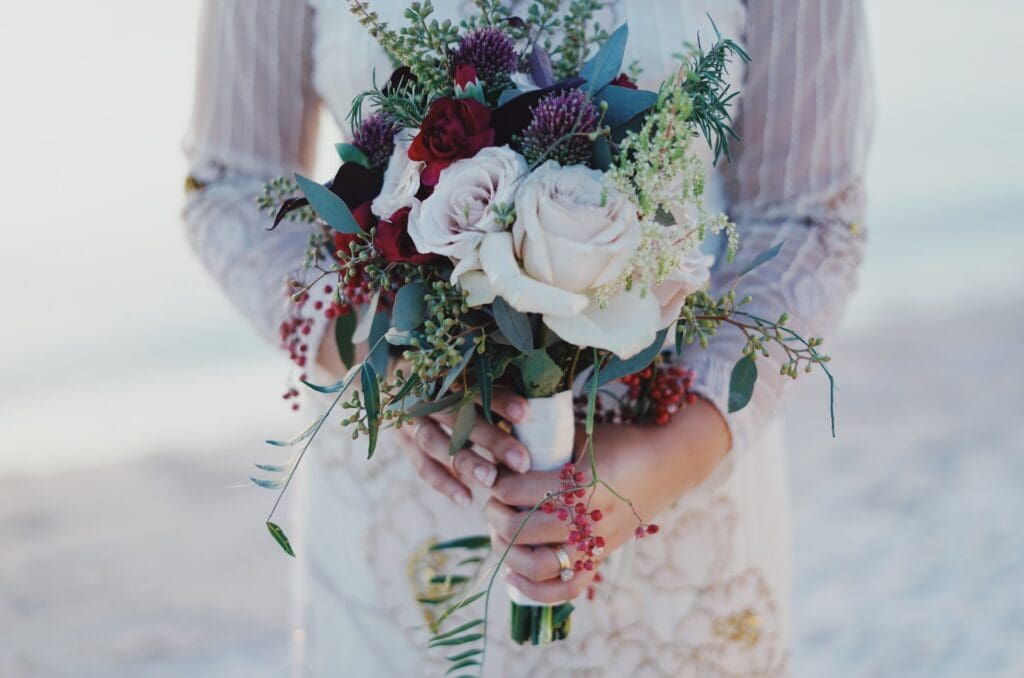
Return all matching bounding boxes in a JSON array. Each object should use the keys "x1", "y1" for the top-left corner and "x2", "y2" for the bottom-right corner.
[
  {"x1": 445, "y1": 648, "x2": 483, "y2": 662},
  {"x1": 438, "y1": 344, "x2": 475, "y2": 398},
  {"x1": 738, "y1": 241, "x2": 785, "y2": 278},
  {"x1": 591, "y1": 135, "x2": 612, "y2": 170},
  {"x1": 497, "y1": 88, "x2": 522, "y2": 106},
  {"x1": 393, "y1": 282, "x2": 428, "y2": 331},
  {"x1": 334, "y1": 142, "x2": 370, "y2": 168},
  {"x1": 250, "y1": 477, "x2": 286, "y2": 490},
  {"x1": 362, "y1": 362, "x2": 381, "y2": 458},
  {"x1": 445, "y1": 659, "x2": 481, "y2": 674},
  {"x1": 597, "y1": 85, "x2": 658, "y2": 128},
  {"x1": 428, "y1": 633, "x2": 484, "y2": 648},
  {"x1": 294, "y1": 173, "x2": 362, "y2": 234},
  {"x1": 429, "y1": 574, "x2": 470, "y2": 586},
  {"x1": 406, "y1": 392, "x2": 463, "y2": 418},
  {"x1": 492, "y1": 297, "x2": 533, "y2": 354},
  {"x1": 585, "y1": 328, "x2": 667, "y2": 389},
  {"x1": 519, "y1": 348, "x2": 563, "y2": 397},
  {"x1": 580, "y1": 23, "x2": 629, "y2": 94},
  {"x1": 728, "y1": 354, "x2": 757, "y2": 412},
  {"x1": 476, "y1": 353, "x2": 493, "y2": 424},
  {"x1": 266, "y1": 521, "x2": 295, "y2": 557},
  {"x1": 334, "y1": 311, "x2": 357, "y2": 369},
  {"x1": 300, "y1": 366, "x2": 360, "y2": 394},
  {"x1": 449, "y1": 398, "x2": 477, "y2": 456},
  {"x1": 367, "y1": 310, "x2": 392, "y2": 375},
  {"x1": 254, "y1": 461, "x2": 293, "y2": 473},
  {"x1": 430, "y1": 535, "x2": 492, "y2": 552},
  {"x1": 265, "y1": 415, "x2": 325, "y2": 447},
  {"x1": 438, "y1": 591, "x2": 486, "y2": 624}
]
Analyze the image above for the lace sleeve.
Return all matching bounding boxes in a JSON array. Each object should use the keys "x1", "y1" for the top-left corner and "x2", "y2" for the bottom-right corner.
[
  {"x1": 680, "y1": 0, "x2": 874, "y2": 454},
  {"x1": 182, "y1": 0, "x2": 321, "y2": 346}
]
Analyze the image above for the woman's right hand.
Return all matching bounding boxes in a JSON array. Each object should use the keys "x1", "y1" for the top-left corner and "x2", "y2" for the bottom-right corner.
[{"x1": 398, "y1": 389, "x2": 532, "y2": 506}]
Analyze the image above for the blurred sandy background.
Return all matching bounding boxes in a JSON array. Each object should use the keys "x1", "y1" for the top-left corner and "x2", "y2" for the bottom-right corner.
[{"x1": 0, "y1": 1, "x2": 1021, "y2": 676}]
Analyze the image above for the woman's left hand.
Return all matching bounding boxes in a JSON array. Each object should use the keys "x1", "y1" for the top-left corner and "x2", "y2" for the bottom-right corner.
[{"x1": 485, "y1": 399, "x2": 731, "y2": 603}]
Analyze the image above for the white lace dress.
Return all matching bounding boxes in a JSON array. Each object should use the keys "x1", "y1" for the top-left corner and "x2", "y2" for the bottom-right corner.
[{"x1": 183, "y1": 1, "x2": 873, "y2": 675}]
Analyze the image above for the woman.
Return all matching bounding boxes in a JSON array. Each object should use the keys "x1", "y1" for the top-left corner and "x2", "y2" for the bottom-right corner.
[{"x1": 184, "y1": 1, "x2": 872, "y2": 675}]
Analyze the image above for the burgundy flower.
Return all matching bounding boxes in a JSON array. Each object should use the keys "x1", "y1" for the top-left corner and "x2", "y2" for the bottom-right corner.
[
  {"x1": 374, "y1": 207, "x2": 437, "y2": 265},
  {"x1": 455, "y1": 64, "x2": 479, "y2": 89},
  {"x1": 610, "y1": 73, "x2": 639, "y2": 90},
  {"x1": 332, "y1": 201, "x2": 375, "y2": 257},
  {"x1": 409, "y1": 97, "x2": 495, "y2": 186}
]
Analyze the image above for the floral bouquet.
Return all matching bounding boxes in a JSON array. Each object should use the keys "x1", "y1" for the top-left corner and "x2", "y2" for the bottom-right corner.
[{"x1": 256, "y1": 0, "x2": 834, "y2": 671}]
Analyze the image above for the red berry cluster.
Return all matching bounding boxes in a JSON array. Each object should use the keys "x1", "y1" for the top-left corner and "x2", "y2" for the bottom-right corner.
[
  {"x1": 540, "y1": 463, "x2": 606, "y2": 574},
  {"x1": 619, "y1": 359, "x2": 698, "y2": 426}
]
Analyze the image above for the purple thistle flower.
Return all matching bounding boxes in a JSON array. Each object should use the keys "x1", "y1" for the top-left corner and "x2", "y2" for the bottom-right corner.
[
  {"x1": 353, "y1": 112, "x2": 400, "y2": 172},
  {"x1": 453, "y1": 27, "x2": 518, "y2": 86},
  {"x1": 519, "y1": 90, "x2": 600, "y2": 166}
]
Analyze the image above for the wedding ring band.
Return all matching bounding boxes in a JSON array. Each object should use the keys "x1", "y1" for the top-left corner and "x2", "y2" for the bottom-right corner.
[{"x1": 552, "y1": 545, "x2": 574, "y2": 582}]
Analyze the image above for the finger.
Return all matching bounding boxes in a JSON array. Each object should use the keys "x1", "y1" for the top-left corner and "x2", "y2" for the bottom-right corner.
[
  {"x1": 506, "y1": 570, "x2": 595, "y2": 605},
  {"x1": 429, "y1": 410, "x2": 530, "y2": 473},
  {"x1": 491, "y1": 468, "x2": 573, "y2": 507},
  {"x1": 485, "y1": 497, "x2": 567, "y2": 545},
  {"x1": 412, "y1": 418, "x2": 497, "y2": 488},
  {"x1": 493, "y1": 537, "x2": 566, "y2": 583},
  {"x1": 485, "y1": 387, "x2": 530, "y2": 424},
  {"x1": 405, "y1": 444, "x2": 471, "y2": 506}
]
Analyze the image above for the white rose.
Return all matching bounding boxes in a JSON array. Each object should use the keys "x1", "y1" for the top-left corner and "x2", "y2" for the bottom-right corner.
[
  {"x1": 652, "y1": 247, "x2": 713, "y2": 329},
  {"x1": 409, "y1": 145, "x2": 528, "y2": 278},
  {"x1": 371, "y1": 129, "x2": 423, "y2": 220},
  {"x1": 463, "y1": 161, "x2": 660, "y2": 359}
]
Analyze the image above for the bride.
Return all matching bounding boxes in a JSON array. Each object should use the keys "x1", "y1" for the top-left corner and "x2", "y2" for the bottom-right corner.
[{"x1": 183, "y1": 1, "x2": 872, "y2": 675}]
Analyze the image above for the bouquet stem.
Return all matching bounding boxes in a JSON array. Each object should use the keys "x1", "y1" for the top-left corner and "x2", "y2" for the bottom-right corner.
[{"x1": 506, "y1": 390, "x2": 576, "y2": 645}]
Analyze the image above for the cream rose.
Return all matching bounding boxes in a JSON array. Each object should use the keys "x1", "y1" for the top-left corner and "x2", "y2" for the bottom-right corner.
[
  {"x1": 462, "y1": 161, "x2": 662, "y2": 358},
  {"x1": 652, "y1": 247, "x2": 713, "y2": 329},
  {"x1": 371, "y1": 129, "x2": 423, "y2": 220},
  {"x1": 409, "y1": 145, "x2": 528, "y2": 278}
]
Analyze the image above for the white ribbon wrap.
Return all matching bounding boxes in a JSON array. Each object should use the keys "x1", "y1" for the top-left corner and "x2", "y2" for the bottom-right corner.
[{"x1": 505, "y1": 390, "x2": 576, "y2": 606}]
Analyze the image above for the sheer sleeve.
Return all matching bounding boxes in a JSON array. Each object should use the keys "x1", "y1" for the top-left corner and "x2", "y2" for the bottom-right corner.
[
  {"x1": 182, "y1": 0, "x2": 321, "y2": 346},
  {"x1": 679, "y1": 0, "x2": 874, "y2": 454}
]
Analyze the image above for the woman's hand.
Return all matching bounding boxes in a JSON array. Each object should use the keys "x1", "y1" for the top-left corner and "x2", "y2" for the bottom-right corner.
[
  {"x1": 486, "y1": 399, "x2": 731, "y2": 603},
  {"x1": 397, "y1": 388, "x2": 533, "y2": 506}
]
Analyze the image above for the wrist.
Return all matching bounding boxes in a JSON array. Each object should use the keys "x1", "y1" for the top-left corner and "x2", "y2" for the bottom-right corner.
[{"x1": 651, "y1": 397, "x2": 731, "y2": 495}]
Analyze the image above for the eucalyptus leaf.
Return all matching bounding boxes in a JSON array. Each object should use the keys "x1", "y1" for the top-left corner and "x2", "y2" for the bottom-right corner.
[
  {"x1": 393, "y1": 282, "x2": 428, "y2": 331},
  {"x1": 385, "y1": 328, "x2": 418, "y2": 346},
  {"x1": 352, "y1": 289, "x2": 381, "y2": 344},
  {"x1": 266, "y1": 521, "x2": 295, "y2": 557},
  {"x1": 449, "y1": 398, "x2": 477, "y2": 456},
  {"x1": 580, "y1": 23, "x2": 629, "y2": 94},
  {"x1": 300, "y1": 367, "x2": 360, "y2": 394},
  {"x1": 438, "y1": 343, "x2": 475, "y2": 398},
  {"x1": 334, "y1": 311, "x2": 357, "y2": 369},
  {"x1": 430, "y1": 535, "x2": 492, "y2": 551},
  {"x1": 738, "y1": 241, "x2": 785, "y2": 278},
  {"x1": 254, "y1": 461, "x2": 292, "y2": 473},
  {"x1": 265, "y1": 414, "x2": 327, "y2": 447},
  {"x1": 475, "y1": 353, "x2": 493, "y2": 424},
  {"x1": 529, "y1": 44, "x2": 555, "y2": 87},
  {"x1": 591, "y1": 135, "x2": 612, "y2": 170},
  {"x1": 367, "y1": 310, "x2": 391, "y2": 375},
  {"x1": 406, "y1": 392, "x2": 463, "y2": 418},
  {"x1": 334, "y1": 142, "x2": 370, "y2": 168},
  {"x1": 597, "y1": 85, "x2": 659, "y2": 127},
  {"x1": 294, "y1": 173, "x2": 362, "y2": 234},
  {"x1": 728, "y1": 354, "x2": 757, "y2": 412},
  {"x1": 492, "y1": 297, "x2": 533, "y2": 354},
  {"x1": 362, "y1": 362, "x2": 381, "y2": 458},
  {"x1": 519, "y1": 348, "x2": 563, "y2": 398},
  {"x1": 497, "y1": 88, "x2": 522, "y2": 106},
  {"x1": 585, "y1": 328, "x2": 667, "y2": 389}
]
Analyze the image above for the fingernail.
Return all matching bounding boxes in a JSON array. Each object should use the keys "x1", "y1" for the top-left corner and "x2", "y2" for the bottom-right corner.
[
  {"x1": 505, "y1": 448, "x2": 529, "y2": 473},
  {"x1": 474, "y1": 465, "x2": 496, "y2": 487},
  {"x1": 453, "y1": 492, "x2": 471, "y2": 507},
  {"x1": 507, "y1": 400, "x2": 528, "y2": 422}
]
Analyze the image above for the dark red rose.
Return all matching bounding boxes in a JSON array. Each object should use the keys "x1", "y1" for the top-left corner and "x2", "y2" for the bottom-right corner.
[
  {"x1": 409, "y1": 97, "x2": 494, "y2": 186},
  {"x1": 610, "y1": 73, "x2": 638, "y2": 90},
  {"x1": 374, "y1": 207, "x2": 437, "y2": 265},
  {"x1": 332, "y1": 201, "x2": 376, "y2": 258}
]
